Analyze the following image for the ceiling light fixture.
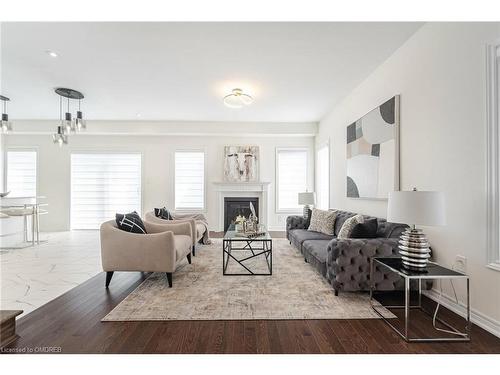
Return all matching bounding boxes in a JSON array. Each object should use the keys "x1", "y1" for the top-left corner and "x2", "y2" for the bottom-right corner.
[
  {"x1": 0, "y1": 95, "x2": 12, "y2": 133},
  {"x1": 223, "y1": 88, "x2": 253, "y2": 108},
  {"x1": 52, "y1": 126, "x2": 68, "y2": 147},
  {"x1": 46, "y1": 50, "x2": 58, "y2": 58},
  {"x1": 53, "y1": 88, "x2": 85, "y2": 146}
]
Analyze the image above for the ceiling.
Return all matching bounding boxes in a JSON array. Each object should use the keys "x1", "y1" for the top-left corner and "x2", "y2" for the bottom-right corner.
[{"x1": 0, "y1": 22, "x2": 422, "y2": 122}]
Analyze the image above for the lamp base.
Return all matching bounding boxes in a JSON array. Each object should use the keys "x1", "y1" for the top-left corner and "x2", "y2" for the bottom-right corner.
[
  {"x1": 303, "y1": 205, "x2": 311, "y2": 219},
  {"x1": 398, "y1": 229, "x2": 431, "y2": 270}
]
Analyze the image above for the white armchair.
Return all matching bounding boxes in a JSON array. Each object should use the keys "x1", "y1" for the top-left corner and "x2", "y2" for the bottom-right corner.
[
  {"x1": 100, "y1": 220, "x2": 193, "y2": 288},
  {"x1": 144, "y1": 211, "x2": 206, "y2": 256}
]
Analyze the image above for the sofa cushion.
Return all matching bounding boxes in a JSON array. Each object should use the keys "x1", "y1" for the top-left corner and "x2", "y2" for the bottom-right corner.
[
  {"x1": 337, "y1": 214, "x2": 364, "y2": 239},
  {"x1": 289, "y1": 229, "x2": 334, "y2": 246},
  {"x1": 333, "y1": 211, "x2": 356, "y2": 236},
  {"x1": 302, "y1": 240, "x2": 330, "y2": 277},
  {"x1": 308, "y1": 208, "x2": 337, "y2": 235},
  {"x1": 115, "y1": 211, "x2": 147, "y2": 234},
  {"x1": 174, "y1": 234, "x2": 192, "y2": 261},
  {"x1": 350, "y1": 218, "x2": 378, "y2": 238}
]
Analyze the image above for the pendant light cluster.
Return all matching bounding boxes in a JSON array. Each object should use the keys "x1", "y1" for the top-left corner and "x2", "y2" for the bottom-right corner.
[
  {"x1": 0, "y1": 95, "x2": 12, "y2": 133},
  {"x1": 52, "y1": 88, "x2": 86, "y2": 147}
]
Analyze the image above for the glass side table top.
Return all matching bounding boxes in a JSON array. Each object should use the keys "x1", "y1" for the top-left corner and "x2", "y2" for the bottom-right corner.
[{"x1": 374, "y1": 257, "x2": 466, "y2": 279}]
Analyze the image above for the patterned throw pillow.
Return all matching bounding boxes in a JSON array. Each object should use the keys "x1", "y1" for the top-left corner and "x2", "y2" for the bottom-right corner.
[
  {"x1": 116, "y1": 211, "x2": 147, "y2": 234},
  {"x1": 337, "y1": 214, "x2": 364, "y2": 239},
  {"x1": 154, "y1": 207, "x2": 172, "y2": 220},
  {"x1": 308, "y1": 209, "x2": 337, "y2": 235}
]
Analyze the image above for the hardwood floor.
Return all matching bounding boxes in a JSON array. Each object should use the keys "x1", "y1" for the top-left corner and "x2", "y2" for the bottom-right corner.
[
  {"x1": 3, "y1": 269, "x2": 499, "y2": 354},
  {"x1": 4, "y1": 230, "x2": 500, "y2": 353}
]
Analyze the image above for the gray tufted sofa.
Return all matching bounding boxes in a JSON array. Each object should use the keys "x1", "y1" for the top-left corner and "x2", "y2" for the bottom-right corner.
[{"x1": 286, "y1": 209, "x2": 410, "y2": 295}]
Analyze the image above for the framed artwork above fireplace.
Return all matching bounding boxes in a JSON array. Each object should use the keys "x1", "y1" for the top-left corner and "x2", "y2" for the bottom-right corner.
[{"x1": 224, "y1": 146, "x2": 259, "y2": 182}]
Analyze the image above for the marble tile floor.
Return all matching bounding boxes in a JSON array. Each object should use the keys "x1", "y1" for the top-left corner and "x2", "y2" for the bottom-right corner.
[{"x1": 0, "y1": 231, "x2": 102, "y2": 316}]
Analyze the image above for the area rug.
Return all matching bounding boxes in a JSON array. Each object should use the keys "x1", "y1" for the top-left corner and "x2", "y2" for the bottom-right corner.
[{"x1": 102, "y1": 238, "x2": 393, "y2": 321}]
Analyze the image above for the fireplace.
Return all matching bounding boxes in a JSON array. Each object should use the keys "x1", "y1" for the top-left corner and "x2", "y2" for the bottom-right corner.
[{"x1": 224, "y1": 197, "x2": 259, "y2": 232}]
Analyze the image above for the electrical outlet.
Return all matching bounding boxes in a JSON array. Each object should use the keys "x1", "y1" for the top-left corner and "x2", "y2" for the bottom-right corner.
[{"x1": 454, "y1": 255, "x2": 467, "y2": 273}]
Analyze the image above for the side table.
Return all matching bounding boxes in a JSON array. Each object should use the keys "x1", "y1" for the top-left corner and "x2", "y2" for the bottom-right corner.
[{"x1": 370, "y1": 257, "x2": 470, "y2": 342}]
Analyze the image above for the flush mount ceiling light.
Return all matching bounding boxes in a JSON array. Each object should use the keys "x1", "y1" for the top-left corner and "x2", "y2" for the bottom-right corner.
[
  {"x1": 0, "y1": 95, "x2": 13, "y2": 133},
  {"x1": 223, "y1": 88, "x2": 253, "y2": 108},
  {"x1": 46, "y1": 50, "x2": 58, "y2": 58},
  {"x1": 53, "y1": 88, "x2": 86, "y2": 146}
]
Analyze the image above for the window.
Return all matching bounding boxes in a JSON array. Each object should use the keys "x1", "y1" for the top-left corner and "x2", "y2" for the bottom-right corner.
[
  {"x1": 175, "y1": 151, "x2": 205, "y2": 210},
  {"x1": 71, "y1": 153, "x2": 142, "y2": 229},
  {"x1": 276, "y1": 148, "x2": 308, "y2": 212},
  {"x1": 6, "y1": 150, "x2": 37, "y2": 197},
  {"x1": 316, "y1": 144, "x2": 330, "y2": 209},
  {"x1": 487, "y1": 41, "x2": 500, "y2": 269}
]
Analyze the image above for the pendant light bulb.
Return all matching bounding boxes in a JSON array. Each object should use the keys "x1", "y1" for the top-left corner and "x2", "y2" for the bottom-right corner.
[
  {"x1": 74, "y1": 110, "x2": 86, "y2": 131},
  {"x1": 52, "y1": 125, "x2": 68, "y2": 147},
  {"x1": 0, "y1": 96, "x2": 12, "y2": 133}
]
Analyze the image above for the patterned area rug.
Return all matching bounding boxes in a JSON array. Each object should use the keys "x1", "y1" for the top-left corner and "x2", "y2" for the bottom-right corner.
[{"x1": 102, "y1": 238, "x2": 393, "y2": 321}]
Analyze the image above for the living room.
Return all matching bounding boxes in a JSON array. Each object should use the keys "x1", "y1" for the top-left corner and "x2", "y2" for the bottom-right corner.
[{"x1": 1, "y1": 0, "x2": 500, "y2": 371}]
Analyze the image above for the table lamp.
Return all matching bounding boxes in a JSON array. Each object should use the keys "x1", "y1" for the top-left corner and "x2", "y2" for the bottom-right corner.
[
  {"x1": 387, "y1": 188, "x2": 445, "y2": 270},
  {"x1": 298, "y1": 191, "x2": 316, "y2": 219}
]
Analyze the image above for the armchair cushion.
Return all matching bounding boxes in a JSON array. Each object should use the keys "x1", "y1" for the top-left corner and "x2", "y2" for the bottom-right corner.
[
  {"x1": 154, "y1": 207, "x2": 173, "y2": 220},
  {"x1": 115, "y1": 211, "x2": 147, "y2": 234},
  {"x1": 174, "y1": 235, "x2": 192, "y2": 260}
]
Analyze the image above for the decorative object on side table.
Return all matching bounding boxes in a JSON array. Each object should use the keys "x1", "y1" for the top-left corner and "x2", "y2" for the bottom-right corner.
[
  {"x1": 387, "y1": 188, "x2": 445, "y2": 270},
  {"x1": 298, "y1": 191, "x2": 315, "y2": 219}
]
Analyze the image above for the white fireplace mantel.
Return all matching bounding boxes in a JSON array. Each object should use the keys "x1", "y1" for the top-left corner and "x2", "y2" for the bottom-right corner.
[{"x1": 212, "y1": 182, "x2": 271, "y2": 231}]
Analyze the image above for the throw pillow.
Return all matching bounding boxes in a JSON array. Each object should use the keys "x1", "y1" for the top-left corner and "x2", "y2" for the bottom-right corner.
[
  {"x1": 308, "y1": 208, "x2": 337, "y2": 235},
  {"x1": 116, "y1": 211, "x2": 147, "y2": 234},
  {"x1": 337, "y1": 214, "x2": 364, "y2": 239},
  {"x1": 350, "y1": 218, "x2": 378, "y2": 238},
  {"x1": 154, "y1": 207, "x2": 172, "y2": 220}
]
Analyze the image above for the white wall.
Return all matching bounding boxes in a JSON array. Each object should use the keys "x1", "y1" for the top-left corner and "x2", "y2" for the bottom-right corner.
[
  {"x1": 317, "y1": 23, "x2": 500, "y2": 330},
  {"x1": 0, "y1": 22, "x2": 4, "y2": 190},
  {"x1": 4, "y1": 121, "x2": 316, "y2": 232}
]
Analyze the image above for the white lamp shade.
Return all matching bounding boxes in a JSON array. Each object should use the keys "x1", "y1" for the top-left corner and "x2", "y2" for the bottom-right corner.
[
  {"x1": 298, "y1": 192, "x2": 316, "y2": 205},
  {"x1": 387, "y1": 190, "x2": 446, "y2": 226}
]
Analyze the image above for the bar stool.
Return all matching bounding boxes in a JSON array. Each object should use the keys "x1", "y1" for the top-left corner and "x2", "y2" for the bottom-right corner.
[{"x1": 0, "y1": 206, "x2": 36, "y2": 246}]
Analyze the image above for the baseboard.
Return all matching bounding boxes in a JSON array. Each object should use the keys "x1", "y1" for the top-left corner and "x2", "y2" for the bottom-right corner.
[
  {"x1": 267, "y1": 225, "x2": 286, "y2": 232},
  {"x1": 423, "y1": 289, "x2": 500, "y2": 339}
]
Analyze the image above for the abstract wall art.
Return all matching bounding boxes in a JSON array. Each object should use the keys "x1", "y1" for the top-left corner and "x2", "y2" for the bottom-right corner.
[
  {"x1": 224, "y1": 146, "x2": 259, "y2": 182},
  {"x1": 346, "y1": 95, "x2": 400, "y2": 199}
]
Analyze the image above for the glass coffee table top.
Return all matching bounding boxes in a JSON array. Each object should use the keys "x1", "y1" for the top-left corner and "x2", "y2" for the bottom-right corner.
[
  {"x1": 223, "y1": 224, "x2": 271, "y2": 240},
  {"x1": 223, "y1": 229, "x2": 272, "y2": 241}
]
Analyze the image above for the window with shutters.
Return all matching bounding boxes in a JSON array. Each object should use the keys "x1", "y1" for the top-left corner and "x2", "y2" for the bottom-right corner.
[
  {"x1": 316, "y1": 144, "x2": 330, "y2": 210},
  {"x1": 175, "y1": 151, "x2": 205, "y2": 211},
  {"x1": 6, "y1": 150, "x2": 37, "y2": 197},
  {"x1": 276, "y1": 148, "x2": 308, "y2": 212},
  {"x1": 71, "y1": 153, "x2": 142, "y2": 229}
]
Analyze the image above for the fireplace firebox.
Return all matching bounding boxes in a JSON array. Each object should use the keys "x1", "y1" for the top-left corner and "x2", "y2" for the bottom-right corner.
[{"x1": 223, "y1": 197, "x2": 259, "y2": 232}]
